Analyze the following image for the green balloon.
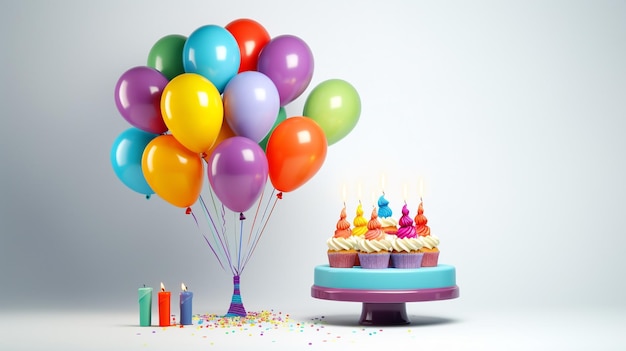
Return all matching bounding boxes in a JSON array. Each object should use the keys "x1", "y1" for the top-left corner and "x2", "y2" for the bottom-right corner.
[
  {"x1": 303, "y1": 79, "x2": 361, "y2": 145},
  {"x1": 147, "y1": 34, "x2": 187, "y2": 80},
  {"x1": 259, "y1": 107, "x2": 287, "y2": 151}
]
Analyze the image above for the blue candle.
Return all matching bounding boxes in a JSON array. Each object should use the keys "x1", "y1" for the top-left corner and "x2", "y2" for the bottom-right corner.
[
  {"x1": 138, "y1": 285, "x2": 152, "y2": 326},
  {"x1": 180, "y1": 283, "x2": 193, "y2": 325}
]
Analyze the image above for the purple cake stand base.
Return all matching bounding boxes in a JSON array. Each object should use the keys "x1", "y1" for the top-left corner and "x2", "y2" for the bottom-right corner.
[{"x1": 311, "y1": 285, "x2": 460, "y2": 326}]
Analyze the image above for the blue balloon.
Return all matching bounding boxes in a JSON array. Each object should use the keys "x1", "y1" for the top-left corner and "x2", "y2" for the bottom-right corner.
[
  {"x1": 110, "y1": 128, "x2": 157, "y2": 196},
  {"x1": 182, "y1": 25, "x2": 241, "y2": 93}
]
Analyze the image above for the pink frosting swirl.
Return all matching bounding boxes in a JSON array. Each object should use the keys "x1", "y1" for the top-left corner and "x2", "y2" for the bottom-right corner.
[{"x1": 396, "y1": 204, "x2": 417, "y2": 239}]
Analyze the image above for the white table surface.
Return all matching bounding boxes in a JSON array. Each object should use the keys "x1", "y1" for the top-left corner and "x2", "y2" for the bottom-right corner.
[{"x1": 2, "y1": 302, "x2": 624, "y2": 350}]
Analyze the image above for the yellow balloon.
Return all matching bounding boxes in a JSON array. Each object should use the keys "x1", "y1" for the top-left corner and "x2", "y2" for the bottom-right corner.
[
  {"x1": 142, "y1": 135, "x2": 203, "y2": 208},
  {"x1": 161, "y1": 73, "x2": 224, "y2": 153}
]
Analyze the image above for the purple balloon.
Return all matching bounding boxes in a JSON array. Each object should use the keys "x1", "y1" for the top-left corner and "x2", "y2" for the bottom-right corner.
[
  {"x1": 114, "y1": 66, "x2": 169, "y2": 134},
  {"x1": 223, "y1": 71, "x2": 280, "y2": 143},
  {"x1": 207, "y1": 136, "x2": 269, "y2": 213},
  {"x1": 257, "y1": 35, "x2": 314, "y2": 106}
]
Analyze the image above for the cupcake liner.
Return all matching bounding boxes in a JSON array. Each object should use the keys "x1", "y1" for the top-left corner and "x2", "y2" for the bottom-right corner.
[
  {"x1": 358, "y1": 252, "x2": 390, "y2": 269},
  {"x1": 391, "y1": 252, "x2": 424, "y2": 269},
  {"x1": 420, "y1": 251, "x2": 440, "y2": 267},
  {"x1": 327, "y1": 251, "x2": 357, "y2": 268}
]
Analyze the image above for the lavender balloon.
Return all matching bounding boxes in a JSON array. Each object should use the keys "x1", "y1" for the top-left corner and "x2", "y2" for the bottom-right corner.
[
  {"x1": 223, "y1": 71, "x2": 280, "y2": 143},
  {"x1": 207, "y1": 136, "x2": 269, "y2": 213},
  {"x1": 257, "y1": 35, "x2": 314, "y2": 106},
  {"x1": 114, "y1": 66, "x2": 169, "y2": 134}
]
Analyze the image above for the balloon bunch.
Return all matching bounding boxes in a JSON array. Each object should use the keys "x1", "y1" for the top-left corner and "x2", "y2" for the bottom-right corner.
[{"x1": 109, "y1": 18, "x2": 361, "y2": 316}]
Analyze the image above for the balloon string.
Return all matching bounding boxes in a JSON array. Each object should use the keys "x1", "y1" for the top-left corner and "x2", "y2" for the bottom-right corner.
[
  {"x1": 247, "y1": 187, "x2": 265, "y2": 246},
  {"x1": 242, "y1": 189, "x2": 280, "y2": 269},
  {"x1": 199, "y1": 195, "x2": 234, "y2": 276},
  {"x1": 209, "y1": 188, "x2": 236, "y2": 273},
  {"x1": 241, "y1": 186, "x2": 274, "y2": 269},
  {"x1": 221, "y1": 203, "x2": 236, "y2": 274},
  {"x1": 236, "y1": 217, "x2": 244, "y2": 275},
  {"x1": 187, "y1": 205, "x2": 226, "y2": 272}
]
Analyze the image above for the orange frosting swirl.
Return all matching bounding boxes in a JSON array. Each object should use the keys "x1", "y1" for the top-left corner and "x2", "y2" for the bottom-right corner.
[
  {"x1": 364, "y1": 208, "x2": 385, "y2": 241},
  {"x1": 414, "y1": 201, "x2": 431, "y2": 237},
  {"x1": 334, "y1": 207, "x2": 352, "y2": 239}
]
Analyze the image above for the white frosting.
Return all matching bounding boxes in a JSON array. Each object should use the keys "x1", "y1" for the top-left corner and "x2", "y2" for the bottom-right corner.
[
  {"x1": 420, "y1": 235, "x2": 440, "y2": 249},
  {"x1": 357, "y1": 237, "x2": 392, "y2": 253},
  {"x1": 390, "y1": 237, "x2": 423, "y2": 253},
  {"x1": 378, "y1": 216, "x2": 398, "y2": 228},
  {"x1": 326, "y1": 236, "x2": 357, "y2": 251}
]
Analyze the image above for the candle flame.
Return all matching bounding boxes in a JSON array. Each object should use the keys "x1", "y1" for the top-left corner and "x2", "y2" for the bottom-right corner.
[
  {"x1": 160, "y1": 282, "x2": 165, "y2": 292},
  {"x1": 181, "y1": 283, "x2": 187, "y2": 291}
]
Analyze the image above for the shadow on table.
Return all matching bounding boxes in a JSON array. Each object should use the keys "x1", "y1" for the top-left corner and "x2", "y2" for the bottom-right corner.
[{"x1": 304, "y1": 314, "x2": 461, "y2": 327}]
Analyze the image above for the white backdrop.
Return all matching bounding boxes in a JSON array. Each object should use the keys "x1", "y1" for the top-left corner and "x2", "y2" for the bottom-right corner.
[{"x1": 1, "y1": 0, "x2": 625, "y2": 349}]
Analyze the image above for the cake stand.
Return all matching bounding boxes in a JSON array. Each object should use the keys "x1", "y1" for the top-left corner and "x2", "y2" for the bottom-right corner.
[{"x1": 311, "y1": 264, "x2": 459, "y2": 325}]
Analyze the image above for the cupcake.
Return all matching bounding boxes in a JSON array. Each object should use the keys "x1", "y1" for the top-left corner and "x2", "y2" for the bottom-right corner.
[
  {"x1": 351, "y1": 202, "x2": 368, "y2": 266},
  {"x1": 390, "y1": 203, "x2": 424, "y2": 268},
  {"x1": 326, "y1": 206, "x2": 357, "y2": 268},
  {"x1": 415, "y1": 200, "x2": 440, "y2": 267},
  {"x1": 377, "y1": 194, "x2": 398, "y2": 235},
  {"x1": 356, "y1": 208, "x2": 392, "y2": 269}
]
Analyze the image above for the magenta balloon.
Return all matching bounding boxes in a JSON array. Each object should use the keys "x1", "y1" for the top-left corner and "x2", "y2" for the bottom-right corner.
[
  {"x1": 257, "y1": 35, "x2": 314, "y2": 106},
  {"x1": 223, "y1": 71, "x2": 280, "y2": 142},
  {"x1": 207, "y1": 136, "x2": 269, "y2": 213},
  {"x1": 114, "y1": 66, "x2": 169, "y2": 134}
]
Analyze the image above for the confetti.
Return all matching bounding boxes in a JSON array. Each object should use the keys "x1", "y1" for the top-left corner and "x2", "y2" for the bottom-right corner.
[{"x1": 134, "y1": 310, "x2": 397, "y2": 346}]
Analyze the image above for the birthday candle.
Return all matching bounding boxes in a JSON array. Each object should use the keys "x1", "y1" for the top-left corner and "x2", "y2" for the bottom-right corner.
[
  {"x1": 138, "y1": 285, "x2": 152, "y2": 327},
  {"x1": 158, "y1": 282, "x2": 171, "y2": 327},
  {"x1": 179, "y1": 283, "x2": 193, "y2": 325}
]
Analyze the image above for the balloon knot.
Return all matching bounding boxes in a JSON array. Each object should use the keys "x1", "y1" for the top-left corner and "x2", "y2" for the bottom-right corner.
[
  {"x1": 145, "y1": 194, "x2": 151, "y2": 200},
  {"x1": 276, "y1": 192, "x2": 283, "y2": 199},
  {"x1": 200, "y1": 152, "x2": 207, "y2": 159},
  {"x1": 185, "y1": 207, "x2": 192, "y2": 215},
  {"x1": 239, "y1": 212, "x2": 246, "y2": 220}
]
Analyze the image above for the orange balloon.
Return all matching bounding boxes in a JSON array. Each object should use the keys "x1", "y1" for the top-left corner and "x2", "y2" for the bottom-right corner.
[
  {"x1": 266, "y1": 116, "x2": 327, "y2": 192},
  {"x1": 202, "y1": 122, "x2": 236, "y2": 163},
  {"x1": 142, "y1": 135, "x2": 203, "y2": 207}
]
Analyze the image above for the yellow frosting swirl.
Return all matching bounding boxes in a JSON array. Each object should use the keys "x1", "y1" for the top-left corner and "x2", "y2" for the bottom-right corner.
[{"x1": 351, "y1": 203, "x2": 368, "y2": 237}]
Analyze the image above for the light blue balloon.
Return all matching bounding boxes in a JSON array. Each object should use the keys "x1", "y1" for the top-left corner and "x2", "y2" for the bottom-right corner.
[
  {"x1": 223, "y1": 71, "x2": 280, "y2": 143},
  {"x1": 182, "y1": 25, "x2": 241, "y2": 93},
  {"x1": 110, "y1": 128, "x2": 157, "y2": 196}
]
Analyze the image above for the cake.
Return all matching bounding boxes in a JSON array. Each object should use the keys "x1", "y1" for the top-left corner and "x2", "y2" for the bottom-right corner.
[
  {"x1": 377, "y1": 194, "x2": 398, "y2": 235},
  {"x1": 390, "y1": 203, "x2": 424, "y2": 268},
  {"x1": 415, "y1": 200, "x2": 440, "y2": 267},
  {"x1": 326, "y1": 206, "x2": 358, "y2": 268},
  {"x1": 356, "y1": 208, "x2": 392, "y2": 269}
]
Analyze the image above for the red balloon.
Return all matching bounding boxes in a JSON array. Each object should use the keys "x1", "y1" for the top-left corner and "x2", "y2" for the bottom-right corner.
[
  {"x1": 266, "y1": 116, "x2": 327, "y2": 192},
  {"x1": 225, "y1": 18, "x2": 271, "y2": 73}
]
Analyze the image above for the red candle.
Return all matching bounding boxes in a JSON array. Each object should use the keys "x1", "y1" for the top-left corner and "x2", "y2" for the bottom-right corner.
[{"x1": 158, "y1": 282, "x2": 171, "y2": 326}]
